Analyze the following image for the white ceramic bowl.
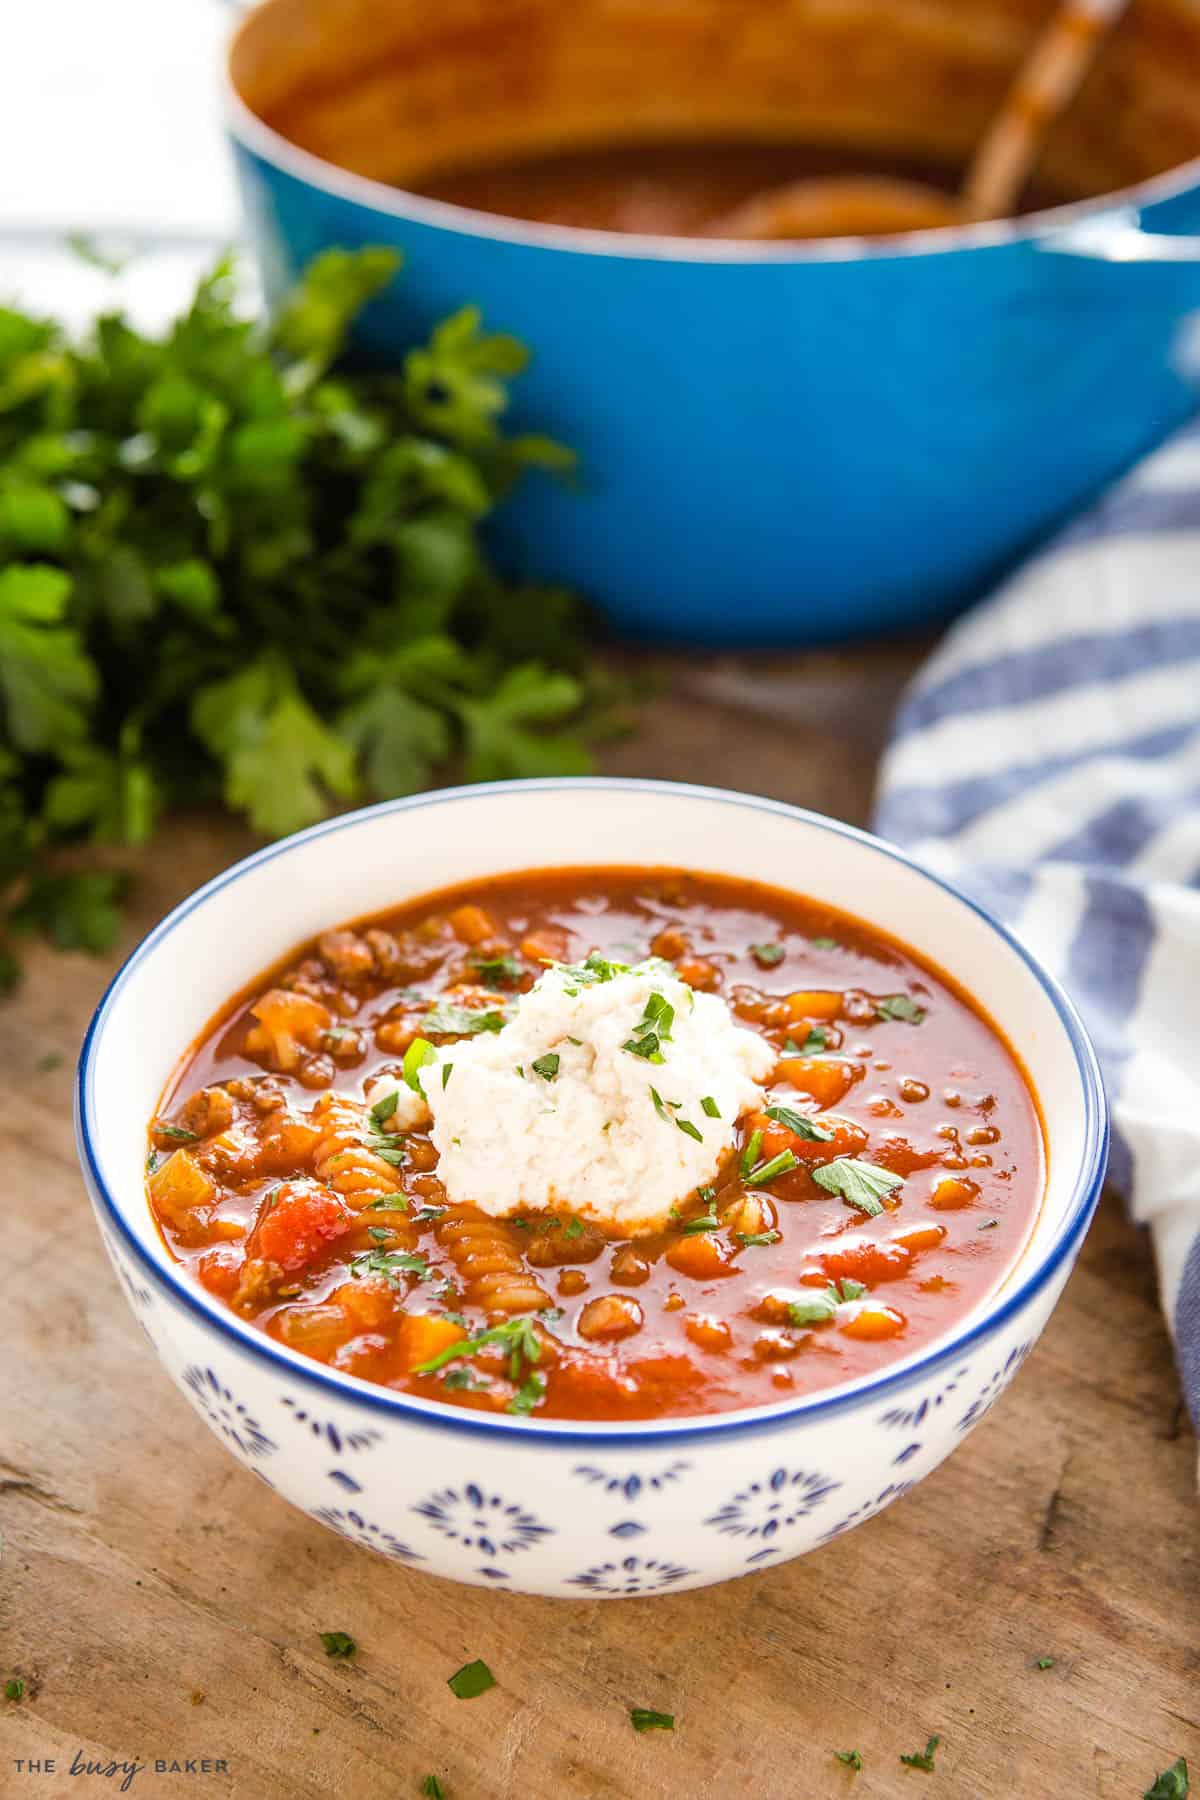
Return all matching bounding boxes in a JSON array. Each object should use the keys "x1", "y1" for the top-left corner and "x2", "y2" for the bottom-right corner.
[{"x1": 76, "y1": 780, "x2": 1107, "y2": 1598}]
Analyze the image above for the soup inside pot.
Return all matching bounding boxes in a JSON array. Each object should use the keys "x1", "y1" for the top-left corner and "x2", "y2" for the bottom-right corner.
[{"x1": 231, "y1": 0, "x2": 1200, "y2": 239}]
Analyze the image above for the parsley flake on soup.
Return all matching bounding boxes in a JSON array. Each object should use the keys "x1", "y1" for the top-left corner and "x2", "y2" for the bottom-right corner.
[{"x1": 146, "y1": 868, "x2": 1043, "y2": 1421}]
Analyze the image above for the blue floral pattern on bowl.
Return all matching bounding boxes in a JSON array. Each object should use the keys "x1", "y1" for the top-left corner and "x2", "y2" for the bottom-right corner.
[
  {"x1": 705, "y1": 1466, "x2": 841, "y2": 1541},
  {"x1": 567, "y1": 1555, "x2": 694, "y2": 1595},
  {"x1": 414, "y1": 1484, "x2": 553, "y2": 1557},
  {"x1": 180, "y1": 1366, "x2": 276, "y2": 1459},
  {"x1": 311, "y1": 1506, "x2": 422, "y2": 1562}
]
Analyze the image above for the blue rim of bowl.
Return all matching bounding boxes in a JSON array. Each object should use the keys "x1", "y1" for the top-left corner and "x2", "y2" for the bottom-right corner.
[
  {"x1": 222, "y1": 17, "x2": 1200, "y2": 268},
  {"x1": 76, "y1": 778, "x2": 1109, "y2": 1448}
]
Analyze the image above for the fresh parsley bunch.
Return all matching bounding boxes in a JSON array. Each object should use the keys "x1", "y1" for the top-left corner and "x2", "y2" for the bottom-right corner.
[{"x1": 0, "y1": 248, "x2": 606, "y2": 989}]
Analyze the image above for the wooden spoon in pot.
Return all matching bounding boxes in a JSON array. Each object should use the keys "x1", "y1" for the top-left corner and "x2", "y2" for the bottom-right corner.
[{"x1": 710, "y1": 0, "x2": 1132, "y2": 240}]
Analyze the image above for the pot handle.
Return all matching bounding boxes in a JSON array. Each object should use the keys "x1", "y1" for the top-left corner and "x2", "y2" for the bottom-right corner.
[{"x1": 1041, "y1": 205, "x2": 1200, "y2": 262}]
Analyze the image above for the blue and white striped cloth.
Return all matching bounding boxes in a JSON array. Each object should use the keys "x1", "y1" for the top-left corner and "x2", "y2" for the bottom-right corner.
[{"x1": 875, "y1": 419, "x2": 1200, "y2": 1438}]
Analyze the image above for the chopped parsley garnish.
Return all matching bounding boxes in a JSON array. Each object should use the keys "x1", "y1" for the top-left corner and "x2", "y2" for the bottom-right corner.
[
  {"x1": 650, "y1": 1087, "x2": 670, "y2": 1122},
  {"x1": 441, "y1": 1062, "x2": 453, "y2": 1089},
  {"x1": 697, "y1": 1184, "x2": 716, "y2": 1203},
  {"x1": 1145, "y1": 1757, "x2": 1189, "y2": 1799},
  {"x1": 810, "y1": 936, "x2": 839, "y2": 950},
  {"x1": 701, "y1": 1095, "x2": 720, "y2": 1118},
  {"x1": 630, "y1": 1709, "x2": 675, "y2": 1733},
  {"x1": 811, "y1": 1157, "x2": 902, "y2": 1215},
  {"x1": 364, "y1": 1192, "x2": 407, "y2": 1210},
  {"x1": 370, "y1": 1089, "x2": 399, "y2": 1126},
  {"x1": 876, "y1": 994, "x2": 926, "y2": 1025},
  {"x1": 402, "y1": 1037, "x2": 437, "y2": 1093},
  {"x1": 367, "y1": 1226, "x2": 393, "y2": 1243},
  {"x1": 750, "y1": 943, "x2": 785, "y2": 967},
  {"x1": 421, "y1": 1777, "x2": 446, "y2": 1800},
  {"x1": 745, "y1": 1149, "x2": 800, "y2": 1187},
  {"x1": 423, "y1": 1002, "x2": 508, "y2": 1036},
  {"x1": 146, "y1": 1150, "x2": 160, "y2": 1174},
  {"x1": 550, "y1": 951, "x2": 631, "y2": 993},
  {"x1": 507, "y1": 1373, "x2": 547, "y2": 1415},
  {"x1": 367, "y1": 1135, "x2": 407, "y2": 1167},
  {"x1": 1035, "y1": 1656, "x2": 1054, "y2": 1670},
  {"x1": 563, "y1": 1217, "x2": 584, "y2": 1239},
  {"x1": 798, "y1": 1026, "x2": 828, "y2": 1053},
  {"x1": 765, "y1": 1103, "x2": 833, "y2": 1142},
  {"x1": 349, "y1": 1249, "x2": 428, "y2": 1286},
  {"x1": 740, "y1": 1128, "x2": 764, "y2": 1176},
  {"x1": 899, "y1": 1736, "x2": 940, "y2": 1773},
  {"x1": 447, "y1": 1660, "x2": 495, "y2": 1700},
  {"x1": 675, "y1": 1117, "x2": 703, "y2": 1143},
  {"x1": 319, "y1": 1631, "x2": 357, "y2": 1660},
  {"x1": 157, "y1": 1123, "x2": 198, "y2": 1144},
  {"x1": 443, "y1": 1367, "x2": 486, "y2": 1391},
  {"x1": 414, "y1": 1315, "x2": 541, "y2": 1381},
  {"x1": 736, "y1": 1230, "x2": 781, "y2": 1247},
  {"x1": 624, "y1": 990, "x2": 675, "y2": 1063},
  {"x1": 531, "y1": 1052, "x2": 560, "y2": 1081},
  {"x1": 787, "y1": 1278, "x2": 865, "y2": 1326},
  {"x1": 681, "y1": 1212, "x2": 720, "y2": 1236},
  {"x1": 471, "y1": 952, "x2": 523, "y2": 988},
  {"x1": 4, "y1": 1678, "x2": 24, "y2": 1702},
  {"x1": 834, "y1": 1749, "x2": 863, "y2": 1770}
]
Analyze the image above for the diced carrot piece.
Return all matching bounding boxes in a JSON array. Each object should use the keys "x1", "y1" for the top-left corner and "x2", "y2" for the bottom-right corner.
[
  {"x1": 719, "y1": 1191, "x2": 777, "y2": 1237},
  {"x1": 685, "y1": 1313, "x2": 732, "y2": 1352},
  {"x1": 777, "y1": 1056, "x2": 858, "y2": 1108},
  {"x1": 396, "y1": 1312, "x2": 467, "y2": 1372},
  {"x1": 520, "y1": 926, "x2": 568, "y2": 965},
  {"x1": 929, "y1": 1176, "x2": 980, "y2": 1211},
  {"x1": 665, "y1": 1233, "x2": 738, "y2": 1279},
  {"x1": 677, "y1": 957, "x2": 718, "y2": 991},
  {"x1": 749, "y1": 1107, "x2": 867, "y2": 1166},
  {"x1": 785, "y1": 990, "x2": 843, "y2": 1021},
  {"x1": 821, "y1": 1237, "x2": 913, "y2": 1285},
  {"x1": 448, "y1": 904, "x2": 496, "y2": 945},
  {"x1": 839, "y1": 1303, "x2": 906, "y2": 1341},
  {"x1": 892, "y1": 1223, "x2": 947, "y2": 1253},
  {"x1": 251, "y1": 1181, "x2": 352, "y2": 1272},
  {"x1": 330, "y1": 1276, "x2": 398, "y2": 1332}
]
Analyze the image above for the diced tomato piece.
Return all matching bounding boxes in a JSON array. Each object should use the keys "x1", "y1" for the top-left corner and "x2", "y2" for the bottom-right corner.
[
  {"x1": 196, "y1": 1247, "x2": 242, "y2": 1299},
  {"x1": 251, "y1": 1180, "x2": 352, "y2": 1272}
]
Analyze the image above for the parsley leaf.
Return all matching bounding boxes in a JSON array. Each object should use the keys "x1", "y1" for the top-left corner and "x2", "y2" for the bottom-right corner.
[
  {"x1": 4, "y1": 1678, "x2": 24, "y2": 1702},
  {"x1": 876, "y1": 994, "x2": 927, "y2": 1025},
  {"x1": 834, "y1": 1749, "x2": 863, "y2": 1770},
  {"x1": 630, "y1": 1709, "x2": 674, "y2": 1733},
  {"x1": 403, "y1": 1037, "x2": 437, "y2": 1092},
  {"x1": 420, "y1": 1777, "x2": 446, "y2": 1799},
  {"x1": 750, "y1": 942, "x2": 785, "y2": 967},
  {"x1": 899, "y1": 1736, "x2": 940, "y2": 1773},
  {"x1": 765, "y1": 1103, "x2": 832, "y2": 1142},
  {"x1": 1145, "y1": 1759, "x2": 1189, "y2": 1800},
  {"x1": 531, "y1": 1052, "x2": 560, "y2": 1080},
  {"x1": 472, "y1": 952, "x2": 523, "y2": 988},
  {"x1": 744, "y1": 1149, "x2": 800, "y2": 1186},
  {"x1": 811, "y1": 1157, "x2": 903, "y2": 1215},
  {"x1": 447, "y1": 1659, "x2": 495, "y2": 1700},
  {"x1": 349, "y1": 1249, "x2": 428, "y2": 1286},
  {"x1": 319, "y1": 1631, "x2": 356, "y2": 1660},
  {"x1": 423, "y1": 1002, "x2": 508, "y2": 1036}
]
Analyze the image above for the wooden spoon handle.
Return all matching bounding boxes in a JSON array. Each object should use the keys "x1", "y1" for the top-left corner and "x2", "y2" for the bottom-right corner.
[{"x1": 961, "y1": 0, "x2": 1132, "y2": 221}]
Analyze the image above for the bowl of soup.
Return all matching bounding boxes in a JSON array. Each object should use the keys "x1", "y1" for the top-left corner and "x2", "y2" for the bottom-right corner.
[
  {"x1": 225, "y1": 0, "x2": 1200, "y2": 645},
  {"x1": 76, "y1": 780, "x2": 1107, "y2": 1595}
]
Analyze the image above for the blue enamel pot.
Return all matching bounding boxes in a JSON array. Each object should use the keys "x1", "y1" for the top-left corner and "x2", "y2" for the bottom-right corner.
[{"x1": 225, "y1": 3, "x2": 1200, "y2": 647}]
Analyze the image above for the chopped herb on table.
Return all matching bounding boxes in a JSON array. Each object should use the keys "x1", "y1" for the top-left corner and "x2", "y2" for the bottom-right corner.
[
  {"x1": 319, "y1": 1631, "x2": 357, "y2": 1660},
  {"x1": 4, "y1": 1678, "x2": 24, "y2": 1701},
  {"x1": 1145, "y1": 1758, "x2": 1189, "y2": 1800},
  {"x1": 1034, "y1": 1655, "x2": 1054, "y2": 1670},
  {"x1": 447, "y1": 1660, "x2": 495, "y2": 1699},
  {"x1": 0, "y1": 247, "x2": 618, "y2": 991},
  {"x1": 899, "y1": 1735, "x2": 940, "y2": 1772},
  {"x1": 630, "y1": 1708, "x2": 674, "y2": 1733},
  {"x1": 834, "y1": 1749, "x2": 863, "y2": 1770},
  {"x1": 420, "y1": 1778, "x2": 446, "y2": 1799}
]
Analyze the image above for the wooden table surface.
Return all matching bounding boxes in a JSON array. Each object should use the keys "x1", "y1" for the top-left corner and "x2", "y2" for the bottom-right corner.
[{"x1": 2, "y1": 648, "x2": 1197, "y2": 1800}]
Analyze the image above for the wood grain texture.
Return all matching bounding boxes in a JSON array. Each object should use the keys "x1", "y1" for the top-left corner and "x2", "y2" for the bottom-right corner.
[{"x1": 2, "y1": 649, "x2": 1196, "y2": 1800}]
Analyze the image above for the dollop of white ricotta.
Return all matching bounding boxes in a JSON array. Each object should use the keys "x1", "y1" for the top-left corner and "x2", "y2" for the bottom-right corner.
[{"x1": 412, "y1": 960, "x2": 775, "y2": 1233}]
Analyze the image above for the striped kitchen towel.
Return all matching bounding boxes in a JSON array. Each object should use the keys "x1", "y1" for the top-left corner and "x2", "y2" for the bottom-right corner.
[{"x1": 875, "y1": 418, "x2": 1200, "y2": 1435}]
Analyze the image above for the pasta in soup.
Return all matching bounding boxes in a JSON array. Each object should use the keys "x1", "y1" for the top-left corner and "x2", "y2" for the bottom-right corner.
[{"x1": 147, "y1": 868, "x2": 1043, "y2": 1421}]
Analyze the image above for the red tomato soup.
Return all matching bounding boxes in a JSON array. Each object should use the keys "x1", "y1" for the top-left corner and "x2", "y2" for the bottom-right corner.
[{"x1": 147, "y1": 868, "x2": 1044, "y2": 1421}]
